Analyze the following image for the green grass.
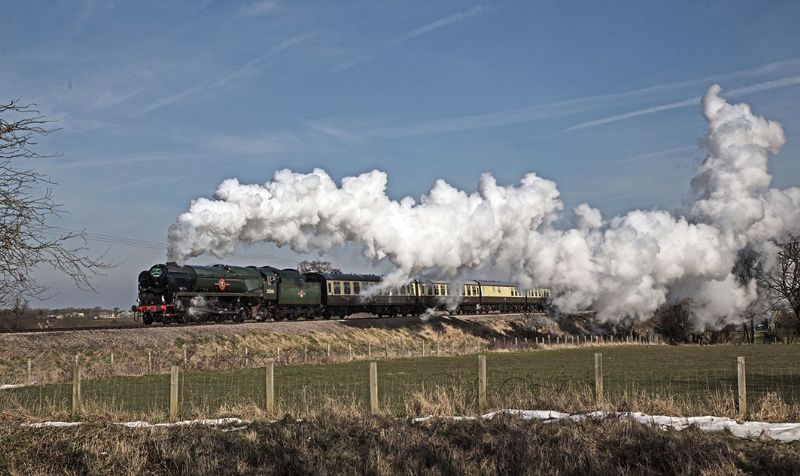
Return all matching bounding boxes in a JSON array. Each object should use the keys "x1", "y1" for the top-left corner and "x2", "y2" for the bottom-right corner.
[{"x1": 3, "y1": 344, "x2": 800, "y2": 421}]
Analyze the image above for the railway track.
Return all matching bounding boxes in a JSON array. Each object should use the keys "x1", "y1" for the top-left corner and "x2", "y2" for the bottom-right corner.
[{"x1": 1, "y1": 311, "x2": 537, "y2": 335}]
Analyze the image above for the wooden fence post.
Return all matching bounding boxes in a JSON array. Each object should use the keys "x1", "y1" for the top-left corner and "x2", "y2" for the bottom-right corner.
[
  {"x1": 384, "y1": 341, "x2": 389, "y2": 359},
  {"x1": 477, "y1": 355, "x2": 487, "y2": 411},
  {"x1": 170, "y1": 365, "x2": 179, "y2": 422},
  {"x1": 327, "y1": 343, "x2": 331, "y2": 359},
  {"x1": 369, "y1": 361, "x2": 379, "y2": 414},
  {"x1": 368, "y1": 342, "x2": 372, "y2": 359},
  {"x1": 110, "y1": 352, "x2": 114, "y2": 367},
  {"x1": 148, "y1": 351, "x2": 152, "y2": 373},
  {"x1": 265, "y1": 362, "x2": 275, "y2": 417},
  {"x1": 422, "y1": 342, "x2": 426, "y2": 357},
  {"x1": 737, "y1": 356, "x2": 747, "y2": 419},
  {"x1": 349, "y1": 343, "x2": 353, "y2": 361},
  {"x1": 71, "y1": 361, "x2": 81, "y2": 418},
  {"x1": 245, "y1": 347, "x2": 249, "y2": 367},
  {"x1": 26, "y1": 359, "x2": 32, "y2": 385},
  {"x1": 437, "y1": 340, "x2": 441, "y2": 357},
  {"x1": 183, "y1": 348, "x2": 188, "y2": 366},
  {"x1": 594, "y1": 353, "x2": 603, "y2": 405}
]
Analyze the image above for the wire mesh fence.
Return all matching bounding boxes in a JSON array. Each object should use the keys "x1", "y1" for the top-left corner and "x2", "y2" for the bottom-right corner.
[
  {"x1": 0, "y1": 333, "x2": 661, "y2": 387},
  {"x1": 3, "y1": 345, "x2": 800, "y2": 422}
]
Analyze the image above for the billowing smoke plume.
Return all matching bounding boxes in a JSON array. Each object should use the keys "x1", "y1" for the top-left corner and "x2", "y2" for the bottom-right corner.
[{"x1": 168, "y1": 86, "x2": 800, "y2": 326}]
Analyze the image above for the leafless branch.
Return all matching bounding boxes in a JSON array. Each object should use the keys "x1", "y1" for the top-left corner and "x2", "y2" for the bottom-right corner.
[{"x1": 0, "y1": 100, "x2": 110, "y2": 307}]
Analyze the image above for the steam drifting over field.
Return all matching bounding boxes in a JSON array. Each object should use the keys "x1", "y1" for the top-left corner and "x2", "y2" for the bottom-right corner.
[{"x1": 168, "y1": 86, "x2": 800, "y2": 325}]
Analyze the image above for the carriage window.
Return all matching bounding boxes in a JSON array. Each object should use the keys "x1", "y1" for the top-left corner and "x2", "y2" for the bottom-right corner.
[
  {"x1": 353, "y1": 282, "x2": 360, "y2": 294},
  {"x1": 428, "y1": 285, "x2": 433, "y2": 296},
  {"x1": 443, "y1": 285, "x2": 448, "y2": 295},
  {"x1": 434, "y1": 285, "x2": 440, "y2": 296},
  {"x1": 333, "y1": 282, "x2": 341, "y2": 295},
  {"x1": 344, "y1": 282, "x2": 351, "y2": 294}
]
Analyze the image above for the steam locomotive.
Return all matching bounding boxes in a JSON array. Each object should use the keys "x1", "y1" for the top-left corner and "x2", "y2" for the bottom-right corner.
[{"x1": 135, "y1": 262, "x2": 550, "y2": 325}]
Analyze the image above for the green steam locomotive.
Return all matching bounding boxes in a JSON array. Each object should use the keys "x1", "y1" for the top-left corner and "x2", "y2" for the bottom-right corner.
[{"x1": 135, "y1": 262, "x2": 549, "y2": 325}]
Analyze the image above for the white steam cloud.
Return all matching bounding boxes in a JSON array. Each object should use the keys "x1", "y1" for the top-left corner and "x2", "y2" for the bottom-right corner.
[{"x1": 168, "y1": 86, "x2": 800, "y2": 326}]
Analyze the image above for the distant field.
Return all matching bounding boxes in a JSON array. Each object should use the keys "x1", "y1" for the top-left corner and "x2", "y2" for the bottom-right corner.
[{"x1": 3, "y1": 344, "x2": 800, "y2": 422}]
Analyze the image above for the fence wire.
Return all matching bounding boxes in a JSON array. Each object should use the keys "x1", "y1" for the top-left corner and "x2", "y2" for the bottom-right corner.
[{"x1": 4, "y1": 345, "x2": 800, "y2": 422}]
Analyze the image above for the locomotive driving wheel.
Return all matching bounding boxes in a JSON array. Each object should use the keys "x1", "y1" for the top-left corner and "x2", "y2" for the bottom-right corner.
[{"x1": 233, "y1": 308, "x2": 246, "y2": 323}]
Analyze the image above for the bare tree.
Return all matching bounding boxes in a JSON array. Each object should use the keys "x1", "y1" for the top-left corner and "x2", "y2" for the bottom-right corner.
[
  {"x1": 0, "y1": 100, "x2": 107, "y2": 306},
  {"x1": 654, "y1": 300, "x2": 693, "y2": 344},
  {"x1": 758, "y1": 236, "x2": 800, "y2": 339},
  {"x1": 297, "y1": 260, "x2": 342, "y2": 274},
  {"x1": 733, "y1": 246, "x2": 762, "y2": 343}
]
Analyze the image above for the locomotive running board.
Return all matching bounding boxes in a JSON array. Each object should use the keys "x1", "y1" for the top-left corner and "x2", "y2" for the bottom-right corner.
[{"x1": 174, "y1": 292, "x2": 262, "y2": 298}]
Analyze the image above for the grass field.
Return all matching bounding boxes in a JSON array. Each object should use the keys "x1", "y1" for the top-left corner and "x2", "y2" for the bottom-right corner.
[{"x1": 3, "y1": 344, "x2": 800, "y2": 422}]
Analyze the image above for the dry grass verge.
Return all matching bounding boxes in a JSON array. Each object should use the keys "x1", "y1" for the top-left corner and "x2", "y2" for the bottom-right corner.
[
  {"x1": 0, "y1": 314, "x2": 539, "y2": 383},
  {"x1": 1, "y1": 411, "x2": 800, "y2": 475}
]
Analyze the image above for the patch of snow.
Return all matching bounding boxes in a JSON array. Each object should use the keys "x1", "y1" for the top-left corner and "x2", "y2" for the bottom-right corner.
[
  {"x1": 415, "y1": 410, "x2": 800, "y2": 442},
  {"x1": 17, "y1": 411, "x2": 800, "y2": 442},
  {"x1": 0, "y1": 384, "x2": 25, "y2": 390},
  {"x1": 23, "y1": 421, "x2": 83, "y2": 428},
  {"x1": 118, "y1": 418, "x2": 251, "y2": 428}
]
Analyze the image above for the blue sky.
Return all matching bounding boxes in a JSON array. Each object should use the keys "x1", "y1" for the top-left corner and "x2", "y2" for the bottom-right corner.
[{"x1": 4, "y1": 0, "x2": 800, "y2": 308}]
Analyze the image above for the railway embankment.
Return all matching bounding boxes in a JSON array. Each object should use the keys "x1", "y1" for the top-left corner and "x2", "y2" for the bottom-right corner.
[{"x1": 2, "y1": 313, "x2": 565, "y2": 383}]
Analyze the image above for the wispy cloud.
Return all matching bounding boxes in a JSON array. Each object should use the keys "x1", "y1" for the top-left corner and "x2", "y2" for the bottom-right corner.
[
  {"x1": 320, "y1": 58, "x2": 800, "y2": 140},
  {"x1": 564, "y1": 74, "x2": 800, "y2": 132},
  {"x1": 99, "y1": 175, "x2": 189, "y2": 194},
  {"x1": 331, "y1": 6, "x2": 488, "y2": 73},
  {"x1": 139, "y1": 33, "x2": 311, "y2": 114},
  {"x1": 606, "y1": 145, "x2": 697, "y2": 167},
  {"x1": 48, "y1": 152, "x2": 211, "y2": 169},
  {"x1": 237, "y1": 1, "x2": 281, "y2": 17},
  {"x1": 203, "y1": 132, "x2": 299, "y2": 155},
  {"x1": 306, "y1": 121, "x2": 364, "y2": 142},
  {"x1": 564, "y1": 97, "x2": 700, "y2": 132}
]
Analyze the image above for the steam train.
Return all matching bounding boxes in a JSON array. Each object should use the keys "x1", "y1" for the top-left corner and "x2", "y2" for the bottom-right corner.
[{"x1": 135, "y1": 262, "x2": 550, "y2": 325}]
